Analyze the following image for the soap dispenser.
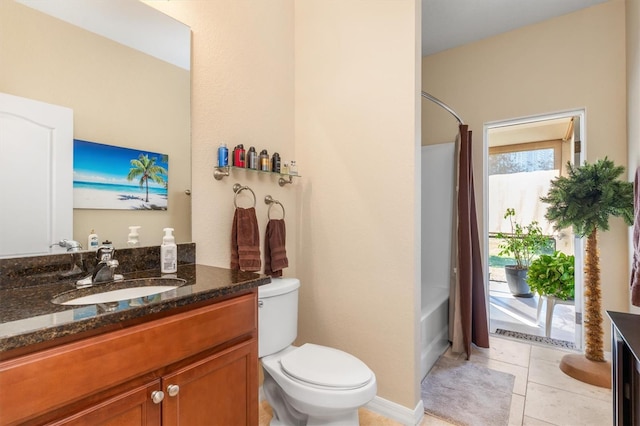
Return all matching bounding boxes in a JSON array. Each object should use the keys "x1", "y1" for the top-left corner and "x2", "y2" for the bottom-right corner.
[
  {"x1": 127, "y1": 226, "x2": 141, "y2": 247},
  {"x1": 160, "y1": 228, "x2": 177, "y2": 273}
]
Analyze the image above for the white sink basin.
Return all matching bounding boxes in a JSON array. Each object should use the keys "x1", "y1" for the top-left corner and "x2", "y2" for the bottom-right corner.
[
  {"x1": 60, "y1": 285, "x2": 178, "y2": 306},
  {"x1": 52, "y1": 277, "x2": 186, "y2": 306}
]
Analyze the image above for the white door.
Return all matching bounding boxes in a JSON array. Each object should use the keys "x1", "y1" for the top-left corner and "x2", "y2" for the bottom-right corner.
[{"x1": 0, "y1": 92, "x2": 73, "y2": 257}]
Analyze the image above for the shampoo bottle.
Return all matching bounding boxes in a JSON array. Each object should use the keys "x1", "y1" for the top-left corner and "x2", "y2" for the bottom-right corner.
[
  {"x1": 161, "y1": 228, "x2": 177, "y2": 273},
  {"x1": 127, "y1": 226, "x2": 141, "y2": 247},
  {"x1": 88, "y1": 230, "x2": 99, "y2": 251}
]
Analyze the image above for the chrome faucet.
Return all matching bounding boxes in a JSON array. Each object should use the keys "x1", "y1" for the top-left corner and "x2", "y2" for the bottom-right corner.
[
  {"x1": 50, "y1": 239, "x2": 83, "y2": 252},
  {"x1": 76, "y1": 245, "x2": 123, "y2": 288},
  {"x1": 96, "y1": 245, "x2": 114, "y2": 262}
]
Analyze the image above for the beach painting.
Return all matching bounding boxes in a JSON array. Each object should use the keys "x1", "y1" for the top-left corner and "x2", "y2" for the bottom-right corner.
[{"x1": 73, "y1": 139, "x2": 169, "y2": 210}]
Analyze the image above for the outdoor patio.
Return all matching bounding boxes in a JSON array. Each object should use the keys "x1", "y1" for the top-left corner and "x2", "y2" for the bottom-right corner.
[{"x1": 489, "y1": 279, "x2": 576, "y2": 344}]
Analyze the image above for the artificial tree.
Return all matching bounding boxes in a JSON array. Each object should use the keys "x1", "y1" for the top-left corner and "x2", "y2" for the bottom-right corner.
[{"x1": 541, "y1": 158, "x2": 633, "y2": 386}]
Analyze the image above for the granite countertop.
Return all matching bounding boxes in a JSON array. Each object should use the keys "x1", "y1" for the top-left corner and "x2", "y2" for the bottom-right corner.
[
  {"x1": 608, "y1": 311, "x2": 640, "y2": 362},
  {"x1": 0, "y1": 247, "x2": 270, "y2": 356}
]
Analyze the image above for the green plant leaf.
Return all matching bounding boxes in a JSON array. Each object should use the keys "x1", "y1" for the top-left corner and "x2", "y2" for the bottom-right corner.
[{"x1": 526, "y1": 251, "x2": 575, "y2": 300}]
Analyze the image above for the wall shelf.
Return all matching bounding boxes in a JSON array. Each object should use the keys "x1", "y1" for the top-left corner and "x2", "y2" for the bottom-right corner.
[{"x1": 214, "y1": 166, "x2": 300, "y2": 186}]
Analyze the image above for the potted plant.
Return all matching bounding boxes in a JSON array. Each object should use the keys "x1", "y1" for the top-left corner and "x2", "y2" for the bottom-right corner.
[
  {"x1": 542, "y1": 157, "x2": 633, "y2": 387},
  {"x1": 527, "y1": 251, "x2": 575, "y2": 301},
  {"x1": 496, "y1": 208, "x2": 549, "y2": 297}
]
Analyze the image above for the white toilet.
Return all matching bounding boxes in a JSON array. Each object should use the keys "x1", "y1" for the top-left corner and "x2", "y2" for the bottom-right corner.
[{"x1": 259, "y1": 278, "x2": 377, "y2": 426}]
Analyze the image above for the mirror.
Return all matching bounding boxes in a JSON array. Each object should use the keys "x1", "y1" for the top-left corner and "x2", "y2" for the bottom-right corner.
[{"x1": 0, "y1": 0, "x2": 191, "y2": 255}]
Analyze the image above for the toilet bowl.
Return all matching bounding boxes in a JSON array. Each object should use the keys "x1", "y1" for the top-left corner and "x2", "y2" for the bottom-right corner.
[{"x1": 259, "y1": 278, "x2": 377, "y2": 426}]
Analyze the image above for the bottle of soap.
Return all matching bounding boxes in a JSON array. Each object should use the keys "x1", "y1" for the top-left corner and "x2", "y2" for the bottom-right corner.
[
  {"x1": 289, "y1": 160, "x2": 298, "y2": 176},
  {"x1": 127, "y1": 226, "x2": 141, "y2": 247},
  {"x1": 87, "y1": 230, "x2": 99, "y2": 251},
  {"x1": 271, "y1": 152, "x2": 281, "y2": 173},
  {"x1": 160, "y1": 228, "x2": 177, "y2": 273},
  {"x1": 217, "y1": 143, "x2": 228, "y2": 167}
]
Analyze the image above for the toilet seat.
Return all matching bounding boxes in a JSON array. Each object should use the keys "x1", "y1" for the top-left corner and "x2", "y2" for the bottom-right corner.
[{"x1": 280, "y1": 343, "x2": 373, "y2": 390}]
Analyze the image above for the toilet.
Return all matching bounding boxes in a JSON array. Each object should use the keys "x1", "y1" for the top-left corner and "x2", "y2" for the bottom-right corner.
[{"x1": 259, "y1": 278, "x2": 377, "y2": 426}]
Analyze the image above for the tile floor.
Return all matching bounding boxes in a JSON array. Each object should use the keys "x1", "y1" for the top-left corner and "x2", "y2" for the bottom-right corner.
[
  {"x1": 423, "y1": 336, "x2": 611, "y2": 426},
  {"x1": 260, "y1": 337, "x2": 611, "y2": 426}
]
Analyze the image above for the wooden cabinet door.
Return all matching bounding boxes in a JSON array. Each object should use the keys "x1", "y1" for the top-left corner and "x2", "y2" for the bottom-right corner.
[
  {"x1": 47, "y1": 381, "x2": 161, "y2": 426},
  {"x1": 162, "y1": 339, "x2": 258, "y2": 426}
]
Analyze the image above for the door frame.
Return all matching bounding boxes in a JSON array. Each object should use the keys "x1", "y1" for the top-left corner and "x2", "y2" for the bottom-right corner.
[{"x1": 482, "y1": 108, "x2": 586, "y2": 349}]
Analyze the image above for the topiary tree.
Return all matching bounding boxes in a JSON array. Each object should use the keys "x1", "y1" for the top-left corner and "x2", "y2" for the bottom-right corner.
[{"x1": 541, "y1": 158, "x2": 633, "y2": 362}]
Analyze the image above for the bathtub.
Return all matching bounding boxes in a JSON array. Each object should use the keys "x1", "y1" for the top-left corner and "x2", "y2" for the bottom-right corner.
[
  {"x1": 421, "y1": 143, "x2": 455, "y2": 379},
  {"x1": 420, "y1": 286, "x2": 450, "y2": 380}
]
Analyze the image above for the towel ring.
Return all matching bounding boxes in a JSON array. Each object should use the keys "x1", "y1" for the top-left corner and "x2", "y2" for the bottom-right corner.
[
  {"x1": 233, "y1": 184, "x2": 256, "y2": 208},
  {"x1": 265, "y1": 195, "x2": 285, "y2": 220}
]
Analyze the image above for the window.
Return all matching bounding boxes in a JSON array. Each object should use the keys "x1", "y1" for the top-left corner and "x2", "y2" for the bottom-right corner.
[{"x1": 489, "y1": 140, "x2": 562, "y2": 176}]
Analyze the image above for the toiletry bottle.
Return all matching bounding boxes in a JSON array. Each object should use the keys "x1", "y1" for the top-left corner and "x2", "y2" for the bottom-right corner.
[
  {"x1": 282, "y1": 163, "x2": 289, "y2": 175},
  {"x1": 217, "y1": 143, "x2": 228, "y2": 167},
  {"x1": 247, "y1": 146, "x2": 257, "y2": 169},
  {"x1": 87, "y1": 230, "x2": 99, "y2": 251},
  {"x1": 260, "y1": 149, "x2": 270, "y2": 171},
  {"x1": 271, "y1": 152, "x2": 281, "y2": 173},
  {"x1": 161, "y1": 228, "x2": 177, "y2": 273},
  {"x1": 234, "y1": 144, "x2": 246, "y2": 168},
  {"x1": 127, "y1": 226, "x2": 141, "y2": 247},
  {"x1": 289, "y1": 160, "x2": 298, "y2": 176}
]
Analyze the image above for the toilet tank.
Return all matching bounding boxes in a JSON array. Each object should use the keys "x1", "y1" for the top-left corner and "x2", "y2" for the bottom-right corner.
[{"x1": 258, "y1": 278, "x2": 300, "y2": 357}]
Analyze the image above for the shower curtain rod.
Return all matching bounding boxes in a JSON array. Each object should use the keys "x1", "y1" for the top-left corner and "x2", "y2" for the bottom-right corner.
[{"x1": 421, "y1": 91, "x2": 464, "y2": 125}]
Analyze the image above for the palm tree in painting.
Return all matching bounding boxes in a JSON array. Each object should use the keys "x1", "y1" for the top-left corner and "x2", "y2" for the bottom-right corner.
[{"x1": 127, "y1": 154, "x2": 167, "y2": 202}]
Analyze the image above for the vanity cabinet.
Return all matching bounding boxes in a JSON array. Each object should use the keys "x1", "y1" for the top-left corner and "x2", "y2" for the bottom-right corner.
[
  {"x1": 0, "y1": 291, "x2": 258, "y2": 426},
  {"x1": 609, "y1": 311, "x2": 640, "y2": 426},
  {"x1": 162, "y1": 339, "x2": 256, "y2": 425},
  {"x1": 50, "y1": 381, "x2": 162, "y2": 425}
]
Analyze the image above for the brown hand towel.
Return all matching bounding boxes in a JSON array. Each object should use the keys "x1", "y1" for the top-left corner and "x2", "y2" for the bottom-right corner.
[
  {"x1": 231, "y1": 207, "x2": 261, "y2": 272},
  {"x1": 264, "y1": 219, "x2": 288, "y2": 277},
  {"x1": 631, "y1": 167, "x2": 640, "y2": 306}
]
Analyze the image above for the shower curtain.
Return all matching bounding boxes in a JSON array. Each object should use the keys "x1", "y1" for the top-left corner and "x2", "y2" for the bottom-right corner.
[{"x1": 450, "y1": 124, "x2": 490, "y2": 358}]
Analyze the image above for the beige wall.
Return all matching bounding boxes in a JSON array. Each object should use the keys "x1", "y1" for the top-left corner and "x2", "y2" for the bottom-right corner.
[
  {"x1": 423, "y1": 0, "x2": 628, "y2": 348},
  {"x1": 0, "y1": 1, "x2": 191, "y2": 248},
  {"x1": 295, "y1": 0, "x2": 421, "y2": 409},
  {"x1": 627, "y1": 0, "x2": 640, "y2": 313},
  {"x1": 151, "y1": 1, "x2": 298, "y2": 277},
  {"x1": 158, "y1": 0, "x2": 422, "y2": 412}
]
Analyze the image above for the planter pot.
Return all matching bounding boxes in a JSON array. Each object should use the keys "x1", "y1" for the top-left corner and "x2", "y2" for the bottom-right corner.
[{"x1": 504, "y1": 265, "x2": 533, "y2": 298}]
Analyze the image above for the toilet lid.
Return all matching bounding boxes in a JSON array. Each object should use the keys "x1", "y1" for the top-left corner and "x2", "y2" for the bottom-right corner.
[{"x1": 280, "y1": 343, "x2": 373, "y2": 389}]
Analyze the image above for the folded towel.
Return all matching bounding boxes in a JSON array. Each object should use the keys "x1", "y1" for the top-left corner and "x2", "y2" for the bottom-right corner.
[
  {"x1": 231, "y1": 207, "x2": 261, "y2": 272},
  {"x1": 631, "y1": 168, "x2": 640, "y2": 306},
  {"x1": 264, "y1": 219, "x2": 288, "y2": 277}
]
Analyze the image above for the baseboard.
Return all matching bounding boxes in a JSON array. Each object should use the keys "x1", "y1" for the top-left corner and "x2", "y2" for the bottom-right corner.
[{"x1": 365, "y1": 396, "x2": 424, "y2": 426}]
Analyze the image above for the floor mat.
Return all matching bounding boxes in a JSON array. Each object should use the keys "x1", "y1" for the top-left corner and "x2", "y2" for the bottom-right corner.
[
  {"x1": 494, "y1": 328, "x2": 575, "y2": 349},
  {"x1": 421, "y1": 356, "x2": 514, "y2": 426}
]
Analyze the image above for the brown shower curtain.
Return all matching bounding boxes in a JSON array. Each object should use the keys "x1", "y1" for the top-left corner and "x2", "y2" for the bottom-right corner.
[{"x1": 452, "y1": 124, "x2": 490, "y2": 358}]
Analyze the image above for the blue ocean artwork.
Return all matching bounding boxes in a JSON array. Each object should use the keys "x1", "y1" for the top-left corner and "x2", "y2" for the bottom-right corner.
[{"x1": 73, "y1": 139, "x2": 169, "y2": 210}]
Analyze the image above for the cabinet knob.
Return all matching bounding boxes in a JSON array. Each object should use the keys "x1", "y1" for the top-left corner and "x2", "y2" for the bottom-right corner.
[
  {"x1": 151, "y1": 390, "x2": 165, "y2": 404},
  {"x1": 167, "y1": 384, "x2": 180, "y2": 397}
]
